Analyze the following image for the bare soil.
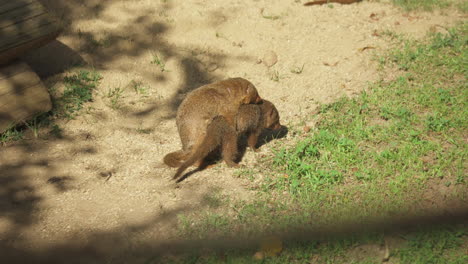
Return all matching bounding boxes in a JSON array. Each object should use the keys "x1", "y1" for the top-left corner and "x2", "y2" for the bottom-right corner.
[{"x1": 0, "y1": 0, "x2": 464, "y2": 262}]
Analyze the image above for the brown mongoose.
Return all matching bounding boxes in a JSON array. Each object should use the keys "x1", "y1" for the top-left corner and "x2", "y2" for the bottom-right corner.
[
  {"x1": 163, "y1": 78, "x2": 262, "y2": 168},
  {"x1": 173, "y1": 100, "x2": 281, "y2": 181}
]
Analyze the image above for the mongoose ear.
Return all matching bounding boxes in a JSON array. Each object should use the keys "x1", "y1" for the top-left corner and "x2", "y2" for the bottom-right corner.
[
  {"x1": 248, "y1": 85, "x2": 262, "y2": 103},
  {"x1": 246, "y1": 83, "x2": 255, "y2": 95}
]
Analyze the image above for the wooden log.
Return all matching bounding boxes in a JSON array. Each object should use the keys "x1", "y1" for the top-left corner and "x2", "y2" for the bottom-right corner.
[
  {"x1": 0, "y1": 60, "x2": 52, "y2": 133},
  {"x1": 0, "y1": 0, "x2": 62, "y2": 65}
]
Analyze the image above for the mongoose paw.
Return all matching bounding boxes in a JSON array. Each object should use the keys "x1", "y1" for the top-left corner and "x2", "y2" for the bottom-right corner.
[
  {"x1": 227, "y1": 162, "x2": 240, "y2": 168},
  {"x1": 236, "y1": 164, "x2": 246, "y2": 169},
  {"x1": 169, "y1": 181, "x2": 180, "y2": 189}
]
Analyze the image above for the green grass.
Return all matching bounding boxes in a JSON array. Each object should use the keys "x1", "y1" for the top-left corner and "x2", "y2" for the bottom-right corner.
[
  {"x1": 290, "y1": 64, "x2": 305, "y2": 74},
  {"x1": 106, "y1": 86, "x2": 125, "y2": 109},
  {"x1": 392, "y1": 0, "x2": 450, "y2": 11},
  {"x1": 167, "y1": 24, "x2": 468, "y2": 263},
  {"x1": 269, "y1": 70, "x2": 284, "y2": 82},
  {"x1": 397, "y1": 226, "x2": 467, "y2": 263},
  {"x1": 0, "y1": 126, "x2": 24, "y2": 143},
  {"x1": 160, "y1": 225, "x2": 466, "y2": 263},
  {"x1": 151, "y1": 53, "x2": 168, "y2": 72},
  {"x1": 456, "y1": 1, "x2": 468, "y2": 13},
  {"x1": 130, "y1": 80, "x2": 149, "y2": 96},
  {"x1": 54, "y1": 70, "x2": 102, "y2": 119},
  {"x1": 392, "y1": 0, "x2": 468, "y2": 12},
  {"x1": 272, "y1": 24, "x2": 467, "y2": 197}
]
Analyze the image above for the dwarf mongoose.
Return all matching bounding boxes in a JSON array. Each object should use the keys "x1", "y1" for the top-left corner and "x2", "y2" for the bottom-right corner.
[
  {"x1": 164, "y1": 78, "x2": 262, "y2": 167},
  {"x1": 173, "y1": 100, "x2": 281, "y2": 181}
]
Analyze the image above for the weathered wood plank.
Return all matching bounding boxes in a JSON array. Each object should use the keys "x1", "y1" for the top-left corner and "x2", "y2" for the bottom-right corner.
[
  {"x1": 1, "y1": 18, "x2": 56, "y2": 49},
  {"x1": 0, "y1": 60, "x2": 28, "y2": 80},
  {"x1": 0, "y1": 63, "x2": 39, "y2": 97},
  {"x1": 0, "y1": 60, "x2": 51, "y2": 133},
  {"x1": 0, "y1": 0, "x2": 36, "y2": 15},
  {"x1": 0, "y1": 33, "x2": 57, "y2": 67},
  {"x1": 0, "y1": 1, "x2": 45, "y2": 29},
  {"x1": 0, "y1": 0, "x2": 62, "y2": 65}
]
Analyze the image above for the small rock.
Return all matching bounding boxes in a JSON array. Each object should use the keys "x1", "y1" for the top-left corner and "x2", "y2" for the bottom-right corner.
[
  {"x1": 263, "y1": 51, "x2": 278, "y2": 67},
  {"x1": 253, "y1": 251, "x2": 264, "y2": 260},
  {"x1": 206, "y1": 63, "x2": 218, "y2": 72},
  {"x1": 303, "y1": 126, "x2": 311, "y2": 133}
]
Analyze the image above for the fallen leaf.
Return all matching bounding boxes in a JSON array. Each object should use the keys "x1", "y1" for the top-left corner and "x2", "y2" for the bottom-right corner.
[
  {"x1": 304, "y1": 0, "x2": 361, "y2": 6},
  {"x1": 260, "y1": 236, "x2": 283, "y2": 257},
  {"x1": 323, "y1": 61, "x2": 339, "y2": 66},
  {"x1": 358, "y1": 46, "x2": 376, "y2": 52},
  {"x1": 253, "y1": 251, "x2": 264, "y2": 260}
]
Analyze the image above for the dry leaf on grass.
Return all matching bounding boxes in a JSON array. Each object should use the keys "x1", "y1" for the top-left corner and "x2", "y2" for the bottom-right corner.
[
  {"x1": 260, "y1": 236, "x2": 283, "y2": 257},
  {"x1": 304, "y1": 0, "x2": 361, "y2": 6},
  {"x1": 358, "y1": 46, "x2": 376, "y2": 52}
]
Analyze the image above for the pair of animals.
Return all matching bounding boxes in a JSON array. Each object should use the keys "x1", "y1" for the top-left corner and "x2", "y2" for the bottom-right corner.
[{"x1": 163, "y1": 78, "x2": 282, "y2": 181}]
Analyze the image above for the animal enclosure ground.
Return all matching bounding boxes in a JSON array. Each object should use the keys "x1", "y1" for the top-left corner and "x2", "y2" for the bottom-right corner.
[{"x1": 0, "y1": 0, "x2": 466, "y2": 263}]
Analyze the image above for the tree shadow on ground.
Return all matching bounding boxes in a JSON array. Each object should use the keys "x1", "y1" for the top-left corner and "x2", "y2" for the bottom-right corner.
[
  {"x1": 0, "y1": 138, "x2": 73, "y2": 244},
  {"x1": 22, "y1": 40, "x2": 86, "y2": 77},
  {"x1": 0, "y1": 205, "x2": 466, "y2": 264}
]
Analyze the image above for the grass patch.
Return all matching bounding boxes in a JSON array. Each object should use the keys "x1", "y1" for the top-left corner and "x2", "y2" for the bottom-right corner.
[
  {"x1": 130, "y1": 80, "x2": 149, "y2": 96},
  {"x1": 53, "y1": 70, "x2": 102, "y2": 119},
  {"x1": 269, "y1": 70, "x2": 285, "y2": 82},
  {"x1": 273, "y1": 24, "x2": 467, "y2": 196},
  {"x1": 392, "y1": 0, "x2": 451, "y2": 11},
  {"x1": 392, "y1": 0, "x2": 468, "y2": 12},
  {"x1": 456, "y1": 1, "x2": 468, "y2": 13},
  {"x1": 151, "y1": 53, "x2": 168, "y2": 72},
  {"x1": 168, "y1": 24, "x2": 468, "y2": 263},
  {"x1": 0, "y1": 126, "x2": 24, "y2": 143},
  {"x1": 290, "y1": 64, "x2": 305, "y2": 74},
  {"x1": 105, "y1": 86, "x2": 125, "y2": 110},
  {"x1": 396, "y1": 226, "x2": 467, "y2": 263}
]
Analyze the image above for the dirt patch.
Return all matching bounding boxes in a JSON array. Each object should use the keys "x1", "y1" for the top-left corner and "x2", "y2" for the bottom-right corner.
[{"x1": 1, "y1": 0, "x2": 464, "y2": 262}]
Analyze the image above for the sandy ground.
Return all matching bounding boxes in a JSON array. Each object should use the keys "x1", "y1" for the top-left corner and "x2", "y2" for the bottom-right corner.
[{"x1": 0, "y1": 0, "x2": 465, "y2": 262}]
